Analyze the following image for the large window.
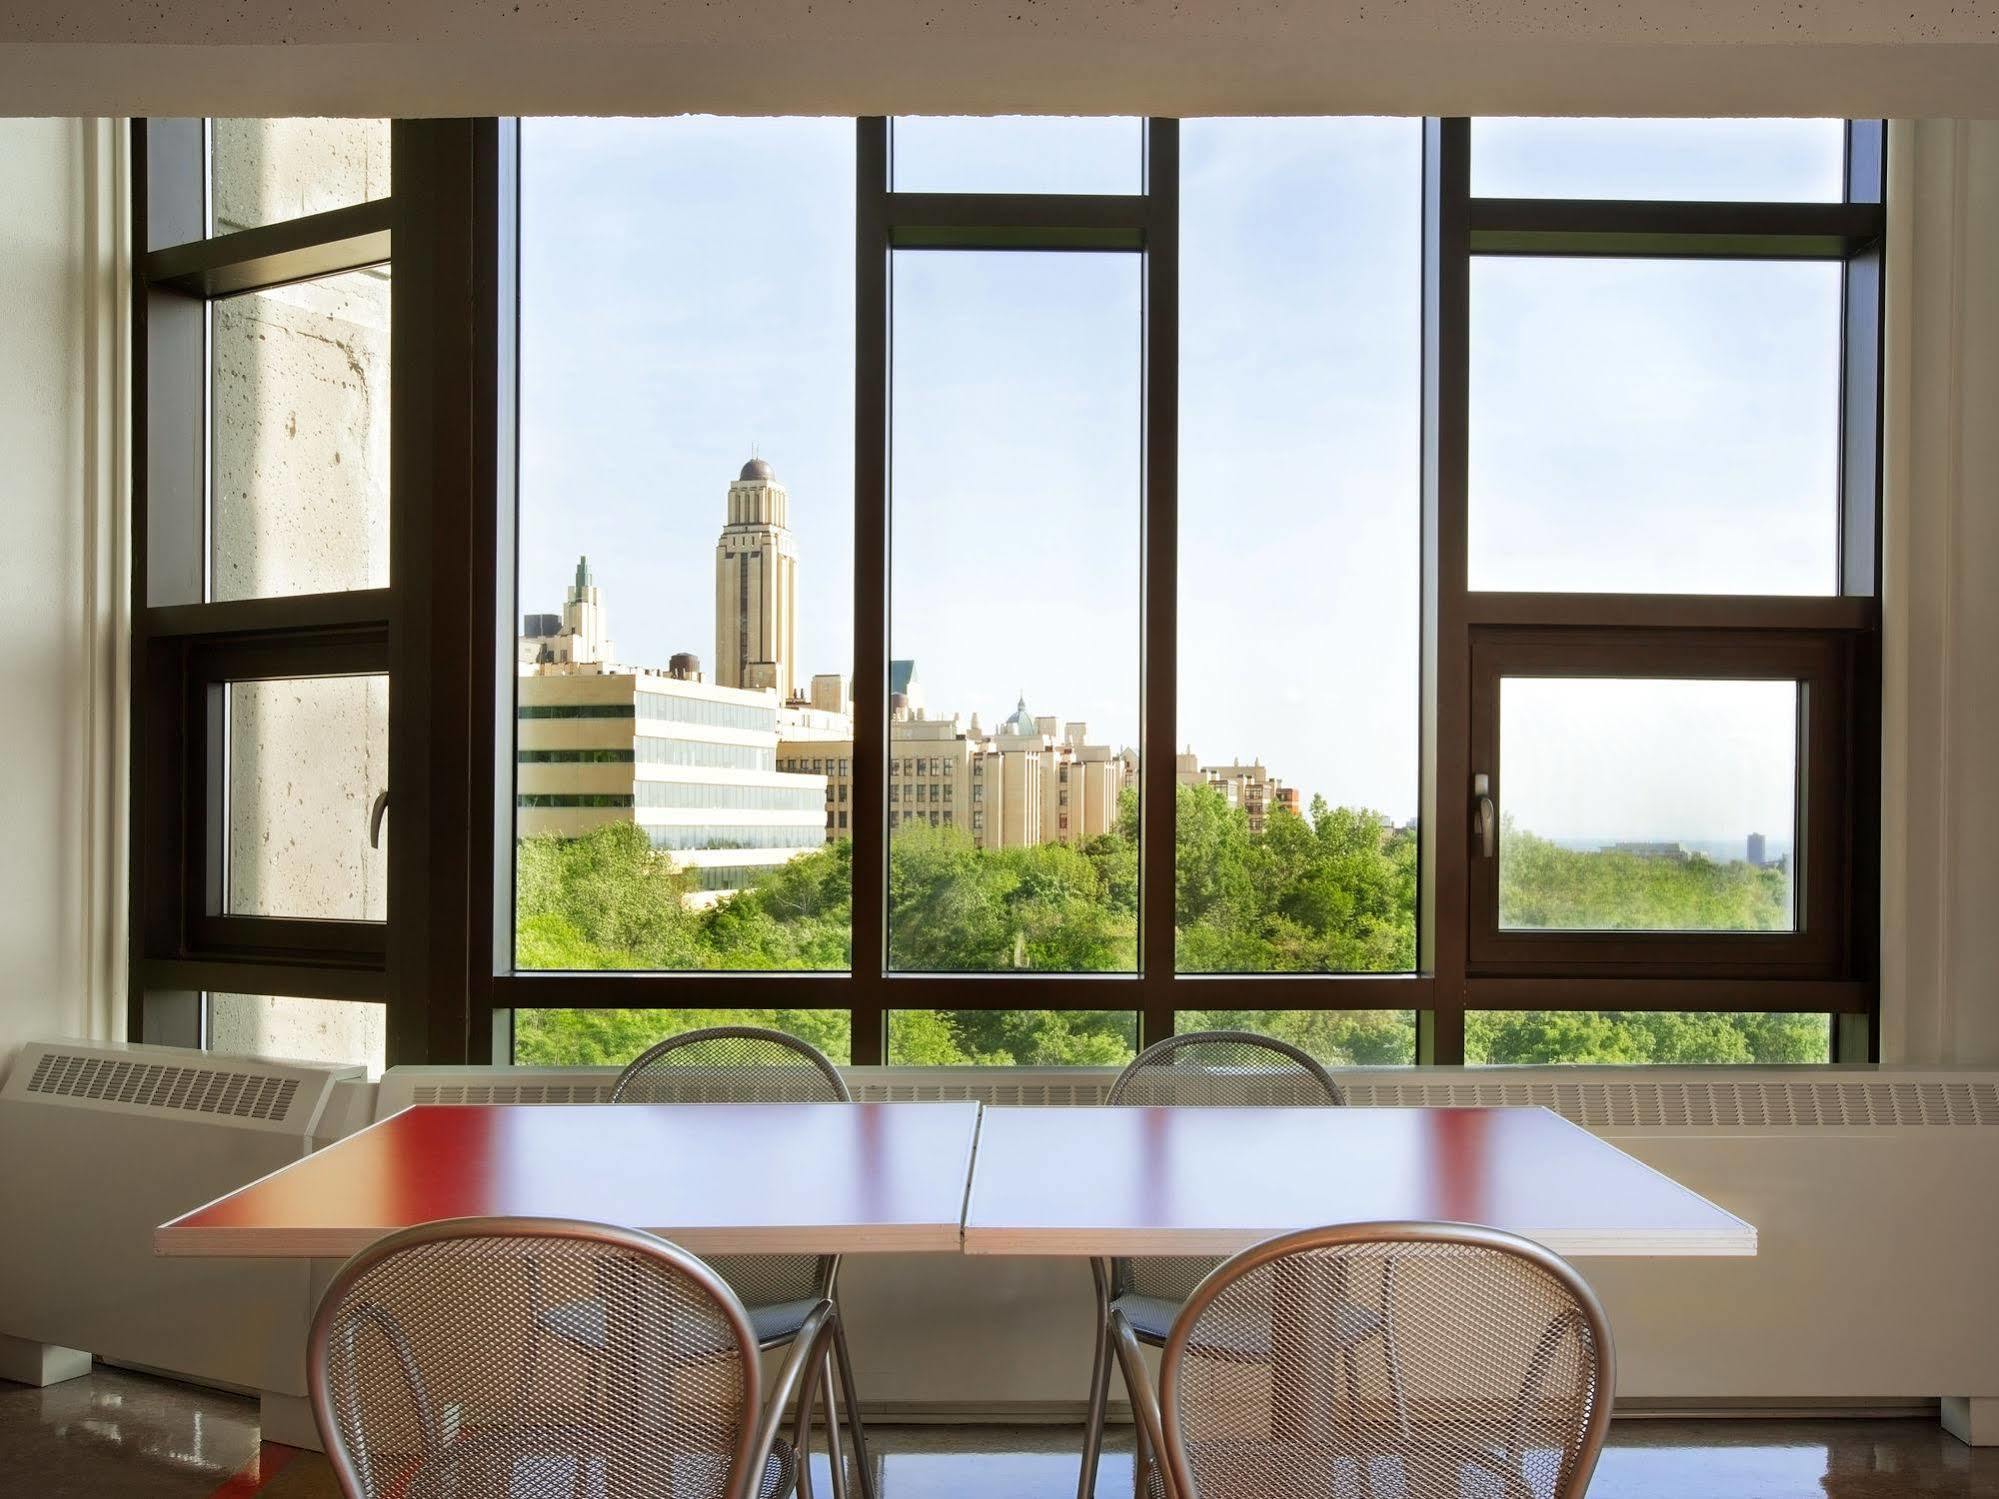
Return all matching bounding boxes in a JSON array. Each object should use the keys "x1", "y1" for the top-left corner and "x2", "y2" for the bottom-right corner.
[{"x1": 136, "y1": 116, "x2": 1885, "y2": 1072}]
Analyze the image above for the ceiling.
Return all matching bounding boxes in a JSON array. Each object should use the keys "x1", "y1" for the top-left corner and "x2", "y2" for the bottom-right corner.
[{"x1": 2, "y1": 0, "x2": 1996, "y2": 117}]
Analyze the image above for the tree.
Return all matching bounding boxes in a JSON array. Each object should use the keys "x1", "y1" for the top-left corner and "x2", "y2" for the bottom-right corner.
[{"x1": 512, "y1": 795, "x2": 1825, "y2": 1070}]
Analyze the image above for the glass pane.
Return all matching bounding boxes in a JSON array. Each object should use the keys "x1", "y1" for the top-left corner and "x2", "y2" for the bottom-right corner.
[
  {"x1": 210, "y1": 268, "x2": 391, "y2": 601},
  {"x1": 1177, "y1": 1010, "x2": 1416, "y2": 1066},
  {"x1": 225, "y1": 675, "x2": 388, "y2": 921},
  {"x1": 210, "y1": 118, "x2": 391, "y2": 233},
  {"x1": 515, "y1": 118, "x2": 853, "y2": 973},
  {"x1": 889, "y1": 251, "x2": 1141, "y2": 973},
  {"x1": 888, "y1": 1011, "x2": 1137, "y2": 1066},
  {"x1": 1178, "y1": 119, "x2": 1420, "y2": 974},
  {"x1": 513, "y1": 1010, "x2": 851, "y2": 1067},
  {"x1": 1472, "y1": 118, "x2": 1846, "y2": 202},
  {"x1": 207, "y1": 993, "x2": 386, "y2": 1074},
  {"x1": 1469, "y1": 1011, "x2": 1832, "y2": 1065},
  {"x1": 1469, "y1": 257, "x2": 1841, "y2": 595},
  {"x1": 892, "y1": 117, "x2": 1142, "y2": 195},
  {"x1": 1499, "y1": 678, "x2": 1797, "y2": 932}
]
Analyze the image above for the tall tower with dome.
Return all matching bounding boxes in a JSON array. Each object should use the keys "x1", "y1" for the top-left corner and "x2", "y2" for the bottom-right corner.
[{"x1": 713, "y1": 455, "x2": 799, "y2": 698}]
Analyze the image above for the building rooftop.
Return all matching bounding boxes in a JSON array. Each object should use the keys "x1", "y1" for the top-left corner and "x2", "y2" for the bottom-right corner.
[
  {"x1": 739, "y1": 457, "x2": 775, "y2": 482},
  {"x1": 1000, "y1": 695, "x2": 1039, "y2": 738}
]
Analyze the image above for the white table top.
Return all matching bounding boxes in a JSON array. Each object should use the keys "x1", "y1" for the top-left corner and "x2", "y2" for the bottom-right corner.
[
  {"x1": 156, "y1": 1101, "x2": 983, "y2": 1259},
  {"x1": 961, "y1": 1104, "x2": 1756, "y2": 1258}
]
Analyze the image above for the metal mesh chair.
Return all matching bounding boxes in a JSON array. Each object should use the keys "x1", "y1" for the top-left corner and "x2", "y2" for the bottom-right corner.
[
  {"x1": 1114, "y1": 1222, "x2": 1615, "y2": 1499},
  {"x1": 610, "y1": 1026, "x2": 876, "y2": 1498},
  {"x1": 308, "y1": 1217, "x2": 851, "y2": 1499},
  {"x1": 1079, "y1": 1031, "x2": 1351, "y2": 1499}
]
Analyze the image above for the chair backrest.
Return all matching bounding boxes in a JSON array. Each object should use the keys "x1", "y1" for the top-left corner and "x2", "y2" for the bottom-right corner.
[
  {"x1": 309, "y1": 1217, "x2": 763, "y2": 1499},
  {"x1": 1106, "y1": 1030, "x2": 1345, "y2": 1109},
  {"x1": 612, "y1": 1026, "x2": 850, "y2": 1315},
  {"x1": 1108, "y1": 1031, "x2": 1343, "y2": 1306},
  {"x1": 1158, "y1": 1222, "x2": 1615, "y2": 1499},
  {"x1": 612, "y1": 1025, "x2": 852, "y2": 1105}
]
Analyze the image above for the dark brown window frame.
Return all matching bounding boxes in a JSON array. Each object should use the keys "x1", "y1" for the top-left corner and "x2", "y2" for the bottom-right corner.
[
  {"x1": 1466, "y1": 628, "x2": 1855, "y2": 977},
  {"x1": 128, "y1": 119, "x2": 419, "y2": 1044},
  {"x1": 1424, "y1": 118, "x2": 1884, "y2": 1057},
  {"x1": 131, "y1": 116, "x2": 1885, "y2": 1068}
]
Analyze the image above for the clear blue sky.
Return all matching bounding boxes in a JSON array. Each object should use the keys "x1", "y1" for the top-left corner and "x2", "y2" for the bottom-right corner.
[{"x1": 519, "y1": 115, "x2": 1844, "y2": 838}]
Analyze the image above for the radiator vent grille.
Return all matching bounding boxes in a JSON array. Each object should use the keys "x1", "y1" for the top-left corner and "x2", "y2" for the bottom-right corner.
[
  {"x1": 1340, "y1": 1078, "x2": 1999, "y2": 1128},
  {"x1": 413, "y1": 1081, "x2": 616, "y2": 1106},
  {"x1": 24, "y1": 1051, "x2": 300, "y2": 1123},
  {"x1": 390, "y1": 1071, "x2": 1999, "y2": 1128},
  {"x1": 856, "y1": 1078, "x2": 1115, "y2": 1107}
]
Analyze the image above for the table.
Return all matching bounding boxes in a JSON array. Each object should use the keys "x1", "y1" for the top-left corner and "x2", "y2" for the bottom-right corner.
[
  {"x1": 961, "y1": 1105, "x2": 1756, "y2": 1257},
  {"x1": 155, "y1": 1100, "x2": 982, "y2": 1259}
]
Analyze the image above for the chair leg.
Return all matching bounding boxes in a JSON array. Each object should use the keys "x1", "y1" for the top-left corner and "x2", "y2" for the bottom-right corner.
[
  {"x1": 793, "y1": 1354, "x2": 819, "y2": 1499},
  {"x1": 831, "y1": 1314, "x2": 877, "y2": 1499},
  {"x1": 822, "y1": 1345, "x2": 850, "y2": 1499},
  {"x1": 1077, "y1": 1318, "x2": 1114, "y2": 1499}
]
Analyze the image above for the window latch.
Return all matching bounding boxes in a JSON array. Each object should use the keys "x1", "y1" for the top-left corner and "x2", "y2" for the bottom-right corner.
[
  {"x1": 1472, "y1": 774, "x2": 1495, "y2": 859},
  {"x1": 370, "y1": 790, "x2": 389, "y2": 850}
]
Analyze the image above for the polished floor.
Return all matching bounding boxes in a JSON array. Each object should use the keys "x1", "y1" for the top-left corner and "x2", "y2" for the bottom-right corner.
[{"x1": 5, "y1": 1367, "x2": 1998, "y2": 1498}]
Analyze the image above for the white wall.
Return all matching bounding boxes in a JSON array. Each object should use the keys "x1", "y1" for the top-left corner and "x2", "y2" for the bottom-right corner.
[
  {"x1": 0, "y1": 118, "x2": 127, "y2": 1079},
  {"x1": 1881, "y1": 120, "x2": 1999, "y2": 1067}
]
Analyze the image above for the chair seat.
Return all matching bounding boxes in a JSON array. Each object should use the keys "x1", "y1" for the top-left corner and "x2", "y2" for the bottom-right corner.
[
  {"x1": 1112, "y1": 1291, "x2": 1387, "y2": 1353},
  {"x1": 543, "y1": 1294, "x2": 822, "y2": 1351}
]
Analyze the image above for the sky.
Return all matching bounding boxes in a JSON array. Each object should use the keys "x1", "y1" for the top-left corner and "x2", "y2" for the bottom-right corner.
[{"x1": 518, "y1": 115, "x2": 1847, "y2": 837}]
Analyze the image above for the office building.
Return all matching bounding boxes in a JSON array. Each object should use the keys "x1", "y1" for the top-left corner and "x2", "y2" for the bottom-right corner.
[{"x1": 778, "y1": 684, "x2": 1129, "y2": 850}]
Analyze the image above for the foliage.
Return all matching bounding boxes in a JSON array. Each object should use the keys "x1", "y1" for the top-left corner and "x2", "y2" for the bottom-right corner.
[
  {"x1": 1498, "y1": 824, "x2": 1791, "y2": 932},
  {"x1": 512, "y1": 793, "x2": 1827, "y2": 1070}
]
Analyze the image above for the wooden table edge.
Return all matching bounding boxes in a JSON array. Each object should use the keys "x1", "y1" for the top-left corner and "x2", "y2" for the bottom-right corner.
[
  {"x1": 958, "y1": 1225, "x2": 1759, "y2": 1258},
  {"x1": 156, "y1": 1220, "x2": 972, "y2": 1260}
]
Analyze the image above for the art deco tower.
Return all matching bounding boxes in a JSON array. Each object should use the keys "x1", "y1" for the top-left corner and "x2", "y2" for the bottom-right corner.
[{"x1": 714, "y1": 456, "x2": 799, "y2": 698}]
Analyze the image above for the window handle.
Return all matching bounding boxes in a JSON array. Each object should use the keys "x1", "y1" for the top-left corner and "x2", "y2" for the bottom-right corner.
[
  {"x1": 370, "y1": 790, "x2": 389, "y2": 850},
  {"x1": 1473, "y1": 774, "x2": 1495, "y2": 859}
]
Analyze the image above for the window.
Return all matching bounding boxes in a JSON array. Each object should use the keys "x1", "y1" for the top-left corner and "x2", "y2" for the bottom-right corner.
[
  {"x1": 891, "y1": 116, "x2": 1143, "y2": 196},
  {"x1": 1470, "y1": 118, "x2": 1846, "y2": 203},
  {"x1": 225, "y1": 675, "x2": 389, "y2": 921},
  {"x1": 210, "y1": 269, "x2": 390, "y2": 600},
  {"x1": 210, "y1": 118, "x2": 391, "y2": 232},
  {"x1": 131, "y1": 117, "x2": 399, "y2": 1064},
  {"x1": 1451, "y1": 116, "x2": 1880, "y2": 1063},
  {"x1": 1178, "y1": 120, "x2": 1420, "y2": 978},
  {"x1": 510, "y1": 117, "x2": 854, "y2": 1000},
  {"x1": 1496, "y1": 677, "x2": 1798, "y2": 933},
  {"x1": 514, "y1": 1009, "x2": 852, "y2": 1066},
  {"x1": 208, "y1": 992, "x2": 388, "y2": 1074},
  {"x1": 887, "y1": 250, "x2": 1141, "y2": 977},
  {"x1": 1467, "y1": 1010, "x2": 1832, "y2": 1066},
  {"x1": 138, "y1": 116, "x2": 1883, "y2": 1071},
  {"x1": 1178, "y1": 1011, "x2": 1417, "y2": 1067},
  {"x1": 1467, "y1": 632, "x2": 1851, "y2": 975},
  {"x1": 889, "y1": 1010, "x2": 1138, "y2": 1065},
  {"x1": 1469, "y1": 257, "x2": 1841, "y2": 595}
]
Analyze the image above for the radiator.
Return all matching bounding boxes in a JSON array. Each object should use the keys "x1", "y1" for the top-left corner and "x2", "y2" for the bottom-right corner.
[
  {"x1": 0, "y1": 1039, "x2": 375, "y2": 1440},
  {"x1": 378, "y1": 1062, "x2": 1999, "y2": 1420}
]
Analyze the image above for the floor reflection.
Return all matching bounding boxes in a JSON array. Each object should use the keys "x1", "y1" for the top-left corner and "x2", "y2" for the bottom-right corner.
[
  {"x1": 5, "y1": 1370, "x2": 1999, "y2": 1499},
  {"x1": 0, "y1": 1365, "x2": 262, "y2": 1497}
]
